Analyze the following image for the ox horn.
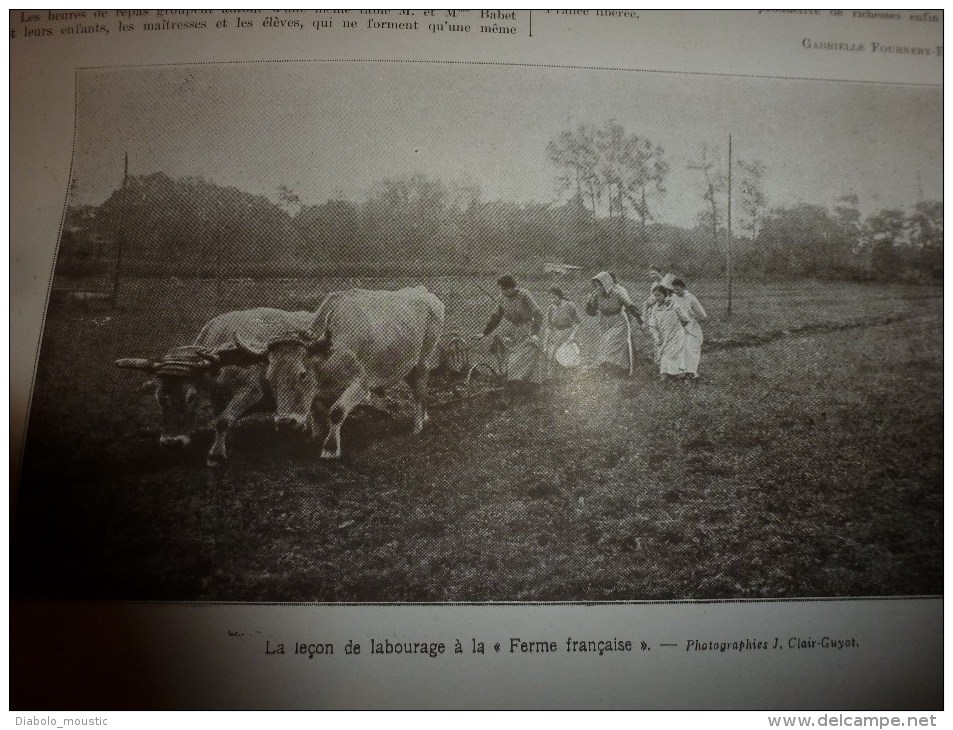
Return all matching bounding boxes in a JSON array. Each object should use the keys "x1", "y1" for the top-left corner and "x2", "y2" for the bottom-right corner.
[
  {"x1": 304, "y1": 326, "x2": 333, "y2": 355},
  {"x1": 115, "y1": 357, "x2": 158, "y2": 372}
]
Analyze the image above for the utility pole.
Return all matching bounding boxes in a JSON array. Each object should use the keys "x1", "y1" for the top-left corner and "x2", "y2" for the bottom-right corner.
[
  {"x1": 726, "y1": 134, "x2": 733, "y2": 317},
  {"x1": 110, "y1": 152, "x2": 129, "y2": 309}
]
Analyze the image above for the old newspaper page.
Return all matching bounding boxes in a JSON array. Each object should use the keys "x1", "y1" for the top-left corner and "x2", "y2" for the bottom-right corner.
[{"x1": 9, "y1": 9, "x2": 943, "y2": 711}]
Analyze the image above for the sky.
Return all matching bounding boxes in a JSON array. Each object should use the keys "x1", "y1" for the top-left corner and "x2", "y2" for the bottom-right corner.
[{"x1": 72, "y1": 62, "x2": 942, "y2": 227}]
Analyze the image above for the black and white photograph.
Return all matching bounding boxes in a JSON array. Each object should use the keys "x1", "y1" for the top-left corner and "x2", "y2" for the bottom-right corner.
[{"x1": 12, "y1": 61, "x2": 942, "y2": 605}]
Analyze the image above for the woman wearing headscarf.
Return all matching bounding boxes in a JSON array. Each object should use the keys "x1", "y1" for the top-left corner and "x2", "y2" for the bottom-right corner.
[
  {"x1": 585, "y1": 270, "x2": 642, "y2": 376},
  {"x1": 543, "y1": 285, "x2": 581, "y2": 376},
  {"x1": 646, "y1": 281, "x2": 690, "y2": 381},
  {"x1": 481, "y1": 274, "x2": 544, "y2": 383},
  {"x1": 670, "y1": 277, "x2": 708, "y2": 379}
]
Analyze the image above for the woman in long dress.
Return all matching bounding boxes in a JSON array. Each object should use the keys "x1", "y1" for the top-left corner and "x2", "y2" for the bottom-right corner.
[
  {"x1": 542, "y1": 285, "x2": 581, "y2": 377},
  {"x1": 671, "y1": 278, "x2": 708, "y2": 379},
  {"x1": 647, "y1": 284, "x2": 689, "y2": 381},
  {"x1": 481, "y1": 274, "x2": 544, "y2": 383},
  {"x1": 585, "y1": 271, "x2": 642, "y2": 376}
]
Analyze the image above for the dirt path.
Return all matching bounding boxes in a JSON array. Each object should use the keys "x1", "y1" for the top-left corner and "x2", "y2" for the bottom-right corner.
[{"x1": 704, "y1": 311, "x2": 931, "y2": 352}]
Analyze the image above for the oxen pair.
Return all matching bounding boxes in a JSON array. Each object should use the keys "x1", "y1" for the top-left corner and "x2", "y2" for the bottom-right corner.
[{"x1": 116, "y1": 287, "x2": 445, "y2": 465}]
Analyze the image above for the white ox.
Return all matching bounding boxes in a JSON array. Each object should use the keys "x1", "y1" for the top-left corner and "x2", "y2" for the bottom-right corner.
[
  {"x1": 116, "y1": 307, "x2": 313, "y2": 466},
  {"x1": 233, "y1": 287, "x2": 445, "y2": 458}
]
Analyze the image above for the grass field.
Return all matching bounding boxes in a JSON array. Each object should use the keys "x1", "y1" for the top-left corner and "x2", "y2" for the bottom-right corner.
[{"x1": 12, "y1": 274, "x2": 942, "y2": 601}]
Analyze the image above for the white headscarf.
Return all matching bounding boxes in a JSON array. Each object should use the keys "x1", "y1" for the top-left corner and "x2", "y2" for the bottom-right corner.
[{"x1": 593, "y1": 271, "x2": 615, "y2": 295}]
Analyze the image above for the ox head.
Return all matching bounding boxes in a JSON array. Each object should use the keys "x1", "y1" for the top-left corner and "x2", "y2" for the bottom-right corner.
[
  {"x1": 115, "y1": 346, "x2": 220, "y2": 447},
  {"x1": 228, "y1": 328, "x2": 334, "y2": 433}
]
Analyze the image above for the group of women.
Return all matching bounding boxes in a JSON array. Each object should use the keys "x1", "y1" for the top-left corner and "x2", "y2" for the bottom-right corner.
[{"x1": 480, "y1": 268, "x2": 708, "y2": 385}]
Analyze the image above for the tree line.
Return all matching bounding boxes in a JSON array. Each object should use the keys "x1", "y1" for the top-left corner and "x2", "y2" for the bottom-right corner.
[{"x1": 60, "y1": 123, "x2": 941, "y2": 282}]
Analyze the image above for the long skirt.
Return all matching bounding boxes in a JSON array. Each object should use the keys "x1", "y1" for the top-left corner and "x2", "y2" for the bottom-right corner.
[
  {"x1": 596, "y1": 312, "x2": 633, "y2": 375},
  {"x1": 682, "y1": 321, "x2": 703, "y2": 376},
  {"x1": 499, "y1": 322, "x2": 542, "y2": 383},
  {"x1": 657, "y1": 327, "x2": 686, "y2": 376}
]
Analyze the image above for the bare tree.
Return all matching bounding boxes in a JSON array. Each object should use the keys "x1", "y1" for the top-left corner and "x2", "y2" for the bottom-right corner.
[
  {"x1": 548, "y1": 121, "x2": 669, "y2": 226},
  {"x1": 688, "y1": 145, "x2": 726, "y2": 250},
  {"x1": 546, "y1": 125, "x2": 600, "y2": 219},
  {"x1": 628, "y1": 139, "x2": 669, "y2": 238},
  {"x1": 736, "y1": 159, "x2": 767, "y2": 239},
  {"x1": 277, "y1": 184, "x2": 302, "y2": 215}
]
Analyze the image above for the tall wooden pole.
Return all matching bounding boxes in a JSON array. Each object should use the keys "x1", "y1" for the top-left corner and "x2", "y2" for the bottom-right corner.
[
  {"x1": 110, "y1": 152, "x2": 129, "y2": 309},
  {"x1": 727, "y1": 134, "x2": 733, "y2": 317}
]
